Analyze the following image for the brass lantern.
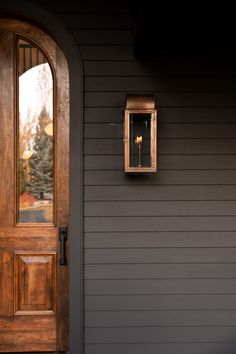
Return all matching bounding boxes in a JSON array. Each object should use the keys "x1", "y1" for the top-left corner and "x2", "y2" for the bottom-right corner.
[{"x1": 124, "y1": 94, "x2": 157, "y2": 172}]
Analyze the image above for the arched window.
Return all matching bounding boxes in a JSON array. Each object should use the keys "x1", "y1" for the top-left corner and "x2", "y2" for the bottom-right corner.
[{"x1": 18, "y1": 37, "x2": 54, "y2": 223}]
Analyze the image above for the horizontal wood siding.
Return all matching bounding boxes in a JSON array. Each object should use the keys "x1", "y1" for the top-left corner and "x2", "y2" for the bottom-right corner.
[{"x1": 37, "y1": 1, "x2": 236, "y2": 353}]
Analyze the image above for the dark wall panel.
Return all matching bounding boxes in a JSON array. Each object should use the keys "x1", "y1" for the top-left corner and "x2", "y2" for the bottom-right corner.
[
  {"x1": 85, "y1": 123, "x2": 236, "y2": 138},
  {"x1": 85, "y1": 263, "x2": 236, "y2": 279},
  {"x1": 84, "y1": 326, "x2": 236, "y2": 342},
  {"x1": 84, "y1": 216, "x2": 236, "y2": 232},
  {"x1": 85, "y1": 91, "x2": 236, "y2": 107},
  {"x1": 85, "y1": 76, "x2": 236, "y2": 91},
  {"x1": 84, "y1": 185, "x2": 236, "y2": 201},
  {"x1": 36, "y1": 0, "x2": 236, "y2": 352},
  {"x1": 84, "y1": 60, "x2": 236, "y2": 76},
  {"x1": 57, "y1": 14, "x2": 133, "y2": 29},
  {"x1": 84, "y1": 107, "x2": 236, "y2": 123},
  {"x1": 84, "y1": 155, "x2": 236, "y2": 170},
  {"x1": 84, "y1": 201, "x2": 236, "y2": 216},
  {"x1": 85, "y1": 138, "x2": 236, "y2": 154},
  {"x1": 38, "y1": 0, "x2": 132, "y2": 14},
  {"x1": 79, "y1": 9, "x2": 236, "y2": 348},
  {"x1": 84, "y1": 232, "x2": 236, "y2": 248},
  {"x1": 84, "y1": 279, "x2": 236, "y2": 295},
  {"x1": 85, "y1": 294, "x2": 236, "y2": 311},
  {"x1": 84, "y1": 310, "x2": 236, "y2": 326},
  {"x1": 85, "y1": 248, "x2": 236, "y2": 263},
  {"x1": 72, "y1": 30, "x2": 133, "y2": 44},
  {"x1": 81, "y1": 45, "x2": 134, "y2": 61},
  {"x1": 84, "y1": 170, "x2": 236, "y2": 185},
  {"x1": 84, "y1": 343, "x2": 236, "y2": 354}
]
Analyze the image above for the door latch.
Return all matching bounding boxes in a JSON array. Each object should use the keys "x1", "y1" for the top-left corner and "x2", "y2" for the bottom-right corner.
[{"x1": 59, "y1": 226, "x2": 68, "y2": 266}]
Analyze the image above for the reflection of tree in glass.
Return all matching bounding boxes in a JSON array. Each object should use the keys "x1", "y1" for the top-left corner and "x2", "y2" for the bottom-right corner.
[
  {"x1": 19, "y1": 110, "x2": 37, "y2": 157},
  {"x1": 29, "y1": 107, "x2": 53, "y2": 199},
  {"x1": 19, "y1": 159, "x2": 27, "y2": 194}
]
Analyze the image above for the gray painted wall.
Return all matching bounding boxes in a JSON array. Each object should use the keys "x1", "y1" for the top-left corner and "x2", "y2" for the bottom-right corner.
[{"x1": 17, "y1": 0, "x2": 236, "y2": 353}]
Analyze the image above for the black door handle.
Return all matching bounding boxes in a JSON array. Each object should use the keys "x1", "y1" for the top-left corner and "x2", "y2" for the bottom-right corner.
[{"x1": 59, "y1": 226, "x2": 68, "y2": 266}]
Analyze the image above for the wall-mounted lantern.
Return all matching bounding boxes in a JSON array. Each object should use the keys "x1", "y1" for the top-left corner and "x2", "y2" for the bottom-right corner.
[{"x1": 124, "y1": 94, "x2": 157, "y2": 173}]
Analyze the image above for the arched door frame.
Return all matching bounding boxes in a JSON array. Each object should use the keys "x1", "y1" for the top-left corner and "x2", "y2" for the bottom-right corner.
[{"x1": 0, "y1": 2, "x2": 83, "y2": 354}]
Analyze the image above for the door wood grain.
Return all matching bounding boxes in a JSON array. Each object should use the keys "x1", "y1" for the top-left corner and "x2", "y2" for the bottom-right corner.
[{"x1": 0, "y1": 18, "x2": 69, "y2": 353}]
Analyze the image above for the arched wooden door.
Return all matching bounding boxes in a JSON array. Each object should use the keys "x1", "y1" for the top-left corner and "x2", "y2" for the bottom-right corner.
[{"x1": 0, "y1": 18, "x2": 69, "y2": 352}]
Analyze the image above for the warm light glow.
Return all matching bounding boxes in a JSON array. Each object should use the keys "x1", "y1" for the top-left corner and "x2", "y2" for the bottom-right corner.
[
  {"x1": 22, "y1": 150, "x2": 33, "y2": 160},
  {"x1": 135, "y1": 135, "x2": 143, "y2": 144},
  {"x1": 44, "y1": 122, "x2": 53, "y2": 136}
]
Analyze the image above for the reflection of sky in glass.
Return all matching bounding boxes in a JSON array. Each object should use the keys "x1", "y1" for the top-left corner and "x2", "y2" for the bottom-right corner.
[
  {"x1": 18, "y1": 61, "x2": 54, "y2": 223},
  {"x1": 19, "y1": 63, "x2": 52, "y2": 138}
]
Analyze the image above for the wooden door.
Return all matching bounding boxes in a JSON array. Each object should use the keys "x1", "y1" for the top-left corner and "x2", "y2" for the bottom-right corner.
[{"x1": 0, "y1": 18, "x2": 69, "y2": 352}]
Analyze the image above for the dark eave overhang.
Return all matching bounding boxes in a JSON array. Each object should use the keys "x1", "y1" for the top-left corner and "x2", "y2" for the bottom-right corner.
[{"x1": 133, "y1": 1, "x2": 236, "y2": 58}]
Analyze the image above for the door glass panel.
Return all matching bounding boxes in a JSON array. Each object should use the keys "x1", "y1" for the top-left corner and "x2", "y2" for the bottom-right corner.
[{"x1": 18, "y1": 39, "x2": 54, "y2": 223}]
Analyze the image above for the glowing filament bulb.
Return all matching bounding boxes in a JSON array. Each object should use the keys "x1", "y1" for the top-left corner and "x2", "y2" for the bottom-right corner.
[{"x1": 135, "y1": 135, "x2": 142, "y2": 144}]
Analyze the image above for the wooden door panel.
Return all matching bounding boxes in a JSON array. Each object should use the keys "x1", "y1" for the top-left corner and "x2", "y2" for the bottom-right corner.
[
  {"x1": 0, "y1": 252, "x2": 13, "y2": 316},
  {"x1": 0, "y1": 18, "x2": 69, "y2": 353},
  {"x1": 14, "y1": 253, "x2": 56, "y2": 315},
  {"x1": 0, "y1": 236, "x2": 56, "y2": 251},
  {"x1": 0, "y1": 228, "x2": 57, "y2": 251},
  {"x1": 0, "y1": 317, "x2": 56, "y2": 352},
  {"x1": 0, "y1": 29, "x2": 14, "y2": 227}
]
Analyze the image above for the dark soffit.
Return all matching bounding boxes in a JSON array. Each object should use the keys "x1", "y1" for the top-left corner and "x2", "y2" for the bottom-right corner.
[{"x1": 133, "y1": 1, "x2": 236, "y2": 58}]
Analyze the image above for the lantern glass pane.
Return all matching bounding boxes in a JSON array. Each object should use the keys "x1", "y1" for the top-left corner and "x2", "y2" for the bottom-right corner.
[{"x1": 129, "y1": 113, "x2": 151, "y2": 168}]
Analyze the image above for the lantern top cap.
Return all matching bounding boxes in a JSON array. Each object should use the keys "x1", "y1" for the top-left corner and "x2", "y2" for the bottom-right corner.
[{"x1": 125, "y1": 94, "x2": 155, "y2": 110}]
